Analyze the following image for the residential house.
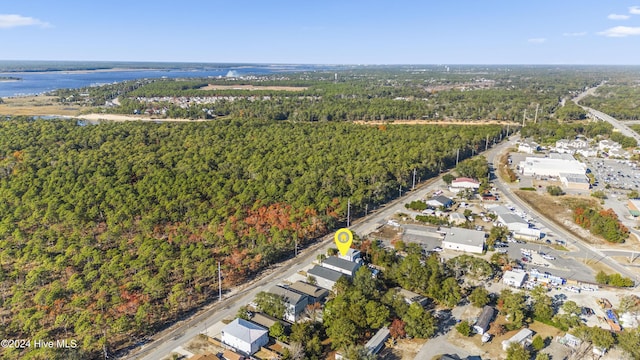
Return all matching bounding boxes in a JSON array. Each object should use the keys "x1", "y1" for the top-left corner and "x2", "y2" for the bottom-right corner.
[
  {"x1": 395, "y1": 287, "x2": 430, "y2": 307},
  {"x1": 449, "y1": 212, "x2": 467, "y2": 225},
  {"x1": 288, "y1": 281, "x2": 329, "y2": 304},
  {"x1": 338, "y1": 248, "x2": 362, "y2": 263},
  {"x1": 307, "y1": 265, "x2": 344, "y2": 290},
  {"x1": 249, "y1": 312, "x2": 291, "y2": 333},
  {"x1": 502, "y1": 328, "x2": 533, "y2": 350},
  {"x1": 321, "y1": 256, "x2": 361, "y2": 277},
  {"x1": 474, "y1": 306, "x2": 495, "y2": 335},
  {"x1": 364, "y1": 327, "x2": 390, "y2": 355},
  {"x1": 269, "y1": 285, "x2": 309, "y2": 322},
  {"x1": 221, "y1": 318, "x2": 269, "y2": 356}
]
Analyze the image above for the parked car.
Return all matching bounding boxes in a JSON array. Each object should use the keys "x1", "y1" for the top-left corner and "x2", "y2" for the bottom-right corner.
[{"x1": 433, "y1": 247, "x2": 443, "y2": 252}]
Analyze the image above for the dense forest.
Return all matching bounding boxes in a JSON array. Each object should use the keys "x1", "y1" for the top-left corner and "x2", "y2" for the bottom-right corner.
[
  {"x1": 53, "y1": 66, "x2": 607, "y2": 122},
  {"x1": 0, "y1": 117, "x2": 504, "y2": 358},
  {"x1": 580, "y1": 84, "x2": 640, "y2": 120}
]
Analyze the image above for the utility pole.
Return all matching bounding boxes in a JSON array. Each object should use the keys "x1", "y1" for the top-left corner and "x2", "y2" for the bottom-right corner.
[
  {"x1": 485, "y1": 134, "x2": 489, "y2": 150},
  {"x1": 365, "y1": 203, "x2": 368, "y2": 216},
  {"x1": 294, "y1": 236, "x2": 298, "y2": 257},
  {"x1": 456, "y1": 148, "x2": 460, "y2": 166},
  {"x1": 522, "y1": 109, "x2": 527, "y2": 127},
  {"x1": 412, "y1": 169, "x2": 417, "y2": 190},
  {"x1": 534, "y1": 104, "x2": 539, "y2": 123},
  {"x1": 347, "y1": 198, "x2": 351, "y2": 227},
  {"x1": 506, "y1": 123, "x2": 510, "y2": 136},
  {"x1": 218, "y1": 262, "x2": 222, "y2": 302},
  {"x1": 399, "y1": 185, "x2": 402, "y2": 198}
]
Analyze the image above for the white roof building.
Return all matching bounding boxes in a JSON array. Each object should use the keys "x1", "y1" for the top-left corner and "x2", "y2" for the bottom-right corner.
[
  {"x1": 449, "y1": 177, "x2": 480, "y2": 193},
  {"x1": 519, "y1": 157, "x2": 586, "y2": 178},
  {"x1": 449, "y1": 212, "x2": 467, "y2": 225},
  {"x1": 441, "y1": 227, "x2": 485, "y2": 254},
  {"x1": 502, "y1": 328, "x2": 533, "y2": 350},
  {"x1": 599, "y1": 139, "x2": 622, "y2": 151},
  {"x1": 497, "y1": 213, "x2": 529, "y2": 232},
  {"x1": 503, "y1": 270, "x2": 528, "y2": 288},
  {"x1": 221, "y1": 318, "x2": 269, "y2": 356},
  {"x1": 518, "y1": 140, "x2": 539, "y2": 154}
]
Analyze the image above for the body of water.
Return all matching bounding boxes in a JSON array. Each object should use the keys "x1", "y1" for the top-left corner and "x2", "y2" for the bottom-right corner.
[{"x1": 0, "y1": 64, "x2": 327, "y2": 98}]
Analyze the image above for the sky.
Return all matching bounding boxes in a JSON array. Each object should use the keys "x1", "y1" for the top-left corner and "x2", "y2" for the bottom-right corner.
[{"x1": 2, "y1": 1, "x2": 640, "y2": 65}]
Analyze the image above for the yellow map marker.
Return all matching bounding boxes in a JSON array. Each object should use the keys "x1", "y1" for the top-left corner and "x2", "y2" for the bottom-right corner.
[{"x1": 334, "y1": 228, "x2": 353, "y2": 256}]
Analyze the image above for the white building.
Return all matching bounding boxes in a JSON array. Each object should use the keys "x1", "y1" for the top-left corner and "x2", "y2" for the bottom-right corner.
[
  {"x1": 502, "y1": 328, "x2": 533, "y2": 350},
  {"x1": 449, "y1": 212, "x2": 467, "y2": 225},
  {"x1": 441, "y1": 227, "x2": 485, "y2": 254},
  {"x1": 503, "y1": 270, "x2": 527, "y2": 288},
  {"x1": 559, "y1": 173, "x2": 590, "y2": 190},
  {"x1": 513, "y1": 227, "x2": 541, "y2": 241},
  {"x1": 338, "y1": 248, "x2": 362, "y2": 263},
  {"x1": 599, "y1": 139, "x2": 622, "y2": 152},
  {"x1": 518, "y1": 140, "x2": 539, "y2": 154},
  {"x1": 449, "y1": 177, "x2": 480, "y2": 193},
  {"x1": 497, "y1": 213, "x2": 529, "y2": 232},
  {"x1": 221, "y1": 318, "x2": 269, "y2": 356},
  {"x1": 519, "y1": 157, "x2": 586, "y2": 178}
]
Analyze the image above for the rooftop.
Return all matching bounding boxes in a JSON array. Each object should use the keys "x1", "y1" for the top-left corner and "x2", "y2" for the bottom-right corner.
[
  {"x1": 307, "y1": 265, "x2": 344, "y2": 282},
  {"x1": 498, "y1": 213, "x2": 528, "y2": 225},
  {"x1": 322, "y1": 256, "x2": 360, "y2": 273},
  {"x1": 288, "y1": 281, "x2": 329, "y2": 299},
  {"x1": 269, "y1": 285, "x2": 307, "y2": 305},
  {"x1": 442, "y1": 226, "x2": 485, "y2": 247},
  {"x1": 222, "y1": 318, "x2": 268, "y2": 344},
  {"x1": 364, "y1": 327, "x2": 390, "y2": 354}
]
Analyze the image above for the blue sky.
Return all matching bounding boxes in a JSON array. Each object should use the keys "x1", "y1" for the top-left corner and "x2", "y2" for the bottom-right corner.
[{"x1": 2, "y1": 1, "x2": 640, "y2": 64}]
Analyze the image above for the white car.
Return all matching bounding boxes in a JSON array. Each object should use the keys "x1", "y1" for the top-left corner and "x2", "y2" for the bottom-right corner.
[
  {"x1": 581, "y1": 286, "x2": 596, "y2": 292},
  {"x1": 566, "y1": 286, "x2": 580, "y2": 293},
  {"x1": 541, "y1": 254, "x2": 555, "y2": 260},
  {"x1": 433, "y1": 247, "x2": 443, "y2": 252}
]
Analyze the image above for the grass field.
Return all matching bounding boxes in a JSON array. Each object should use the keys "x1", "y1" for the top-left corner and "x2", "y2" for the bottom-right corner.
[{"x1": 0, "y1": 95, "x2": 83, "y2": 116}]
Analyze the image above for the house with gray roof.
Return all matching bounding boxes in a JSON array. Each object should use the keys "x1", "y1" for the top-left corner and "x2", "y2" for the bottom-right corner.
[
  {"x1": 269, "y1": 285, "x2": 309, "y2": 322},
  {"x1": 307, "y1": 265, "x2": 344, "y2": 291}
]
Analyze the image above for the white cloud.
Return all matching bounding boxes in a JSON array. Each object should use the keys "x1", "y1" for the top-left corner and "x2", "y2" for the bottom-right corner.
[
  {"x1": 598, "y1": 26, "x2": 640, "y2": 37},
  {"x1": 0, "y1": 14, "x2": 50, "y2": 29},
  {"x1": 608, "y1": 14, "x2": 630, "y2": 20},
  {"x1": 630, "y1": 6, "x2": 640, "y2": 15},
  {"x1": 528, "y1": 38, "x2": 546, "y2": 43},
  {"x1": 563, "y1": 32, "x2": 587, "y2": 37}
]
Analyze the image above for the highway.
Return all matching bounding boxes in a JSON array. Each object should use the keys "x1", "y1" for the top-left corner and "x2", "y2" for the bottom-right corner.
[{"x1": 487, "y1": 140, "x2": 639, "y2": 283}]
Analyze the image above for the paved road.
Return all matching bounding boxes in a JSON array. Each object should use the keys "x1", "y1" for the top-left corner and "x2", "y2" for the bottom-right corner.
[
  {"x1": 488, "y1": 140, "x2": 639, "y2": 284},
  {"x1": 125, "y1": 154, "x2": 452, "y2": 360},
  {"x1": 573, "y1": 84, "x2": 640, "y2": 143}
]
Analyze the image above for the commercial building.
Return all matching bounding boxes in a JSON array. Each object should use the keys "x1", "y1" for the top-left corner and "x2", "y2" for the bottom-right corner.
[
  {"x1": 426, "y1": 195, "x2": 454, "y2": 208},
  {"x1": 497, "y1": 213, "x2": 529, "y2": 232},
  {"x1": 518, "y1": 157, "x2": 587, "y2": 178},
  {"x1": 441, "y1": 227, "x2": 485, "y2": 254},
  {"x1": 449, "y1": 177, "x2": 480, "y2": 193},
  {"x1": 221, "y1": 318, "x2": 269, "y2": 356},
  {"x1": 518, "y1": 140, "x2": 539, "y2": 154},
  {"x1": 559, "y1": 173, "x2": 591, "y2": 190},
  {"x1": 503, "y1": 270, "x2": 527, "y2": 288}
]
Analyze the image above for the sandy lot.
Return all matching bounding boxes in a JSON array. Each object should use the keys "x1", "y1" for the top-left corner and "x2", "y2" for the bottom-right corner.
[
  {"x1": 77, "y1": 113, "x2": 212, "y2": 122},
  {"x1": 353, "y1": 120, "x2": 514, "y2": 126}
]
